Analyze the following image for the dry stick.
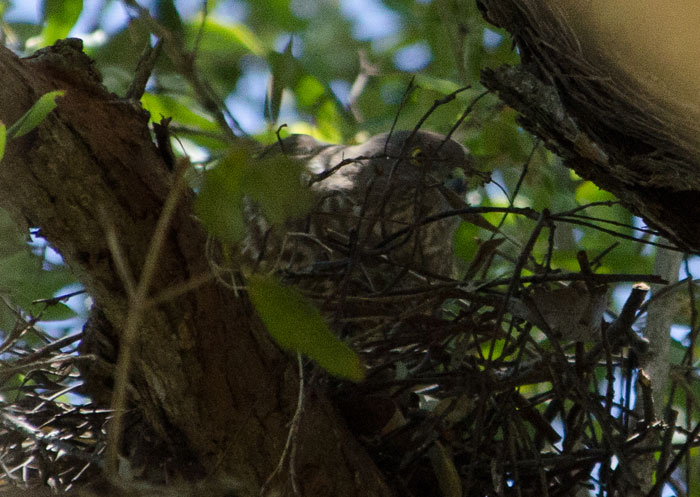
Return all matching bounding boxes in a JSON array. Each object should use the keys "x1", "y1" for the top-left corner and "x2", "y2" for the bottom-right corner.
[
  {"x1": 636, "y1": 276, "x2": 690, "y2": 316},
  {"x1": 0, "y1": 307, "x2": 40, "y2": 356},
  {"x1": 191, "y1": 0, "x2": 209, "y2": 57},
  {"x1": 385, "y1": 76, "x2": 417, "y2": 153},
  {"x1": 582, "y1": 283, "x2": 650, "y2": 374},
  {"x1": 125, "y1": 38, "x2": 163, "y2": 101},
  {"x1": 590, "y1": 241, "x2": 620, "y2": 269},
  {"x1": 385, "y1": 78, "x2": 470, "y2": 157},
  {"x1": 654, "y1": 409, "x2": 678, "y2": 497},
  {"x1": 378, "y1": 84, "x2": 472, "y2": 251},
  {"x1": 632, "y1": 247, "x2": 683, "y2": 494},
  {"x1": 346, "y1": 50, "x2": 378, "y2": 121},
  {"x1": 442, "y1": 90, "x2": 489, "y2": 146},
  {"x1": 487, "y1": 210, "x2": 549, "y2": 363},
  {"x1": 370, "y1": 206, "x2": 539, "y2": 252},
  {"x1": 481, "y1": 271, "x2": 667, "y2": 288},
  {"x1": 479, "y1": 138, "x2": 540, "y2": 247},
  {"x1": 104, "y1": 222, "x2": 136, "y2": 296},
  {"x1": 260, "y1": 352, "x2": 305, "y2": 497},
  {"x1": 14, "y1": 332, "x2": 82, "y2": 365},
  {"x1": 564, "y1": 213, "x2": 660, "y2": 234},
  {"x1": 0, "y1": 354, "x2": 84, "y2": 377},
  {"x1": 147, "y1": 271, "x2": 216, "y2": 307},
  {"x1": 402, "y1": 85, "x2": 472, "y2": 153},
  {"x1": 648, "y1": 418, "x2": 700, "y2": 497},
  {"x1": 104, "y1": 161, "x2": 190, "y2": 477},
  {"x1": 464, "y1": 212, "x2": 549, "y2": 495},
  {"x1": 553, "y1": 216, "x2": 680, "y2": 250}
]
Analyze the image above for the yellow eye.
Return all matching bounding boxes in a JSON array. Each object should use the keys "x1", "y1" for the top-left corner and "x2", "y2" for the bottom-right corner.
[{"x1": 410, "y1": 147, "x2": 426, "y2": 166}]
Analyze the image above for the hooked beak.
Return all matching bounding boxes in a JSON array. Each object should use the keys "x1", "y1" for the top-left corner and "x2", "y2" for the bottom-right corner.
[{"x1": 444, "y1": 168, "x2": 468, "y2": 195}]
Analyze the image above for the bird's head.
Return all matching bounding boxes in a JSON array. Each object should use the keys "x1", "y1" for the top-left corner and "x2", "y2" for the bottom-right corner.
[
  {"x1": 333, "y1": 130, "x2": 476, "y2": 203},
  {"x1": 265, "y1": 130, "x2": 483, "y2": 213}
]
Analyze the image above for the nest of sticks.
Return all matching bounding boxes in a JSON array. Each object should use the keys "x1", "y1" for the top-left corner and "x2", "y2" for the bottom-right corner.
[
  {"x1": 312, "y1": 219, "x2": 676, "y2": 496},
  {"x1": 0, "y1": 189, "x2": 691, "y2": 496}
]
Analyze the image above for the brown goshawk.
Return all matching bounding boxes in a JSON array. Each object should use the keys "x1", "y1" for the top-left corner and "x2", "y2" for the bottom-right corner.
[{"x1": 241, "y1": 130, "x2": 479, "y2": 294}]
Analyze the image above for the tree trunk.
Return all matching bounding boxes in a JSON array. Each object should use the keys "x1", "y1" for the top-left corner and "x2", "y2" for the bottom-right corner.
[
  {"x1": 477, "y1": 0, "x2": 700, "y2": 252},
  {"x1": 0, "y1": 41, "x2": 391, "y2": 497}
]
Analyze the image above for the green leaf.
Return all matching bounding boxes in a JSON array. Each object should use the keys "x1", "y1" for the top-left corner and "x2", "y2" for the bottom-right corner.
[
  {"x1": 295, "y1": 75, "x2": 325, "y2": 108},
  {"x1": 413, "y1": 73, "x2": 463, "y2": 95},
  {"x1": 7, "y1": 90, "x2": 65, "y2": 139},
  {"x1": 189, "y1": 19, "x2": 266, "y2": 59},
  {"x1": 39, "y1": 302, "x2": 76, "y2": 322},
  {"x1": 40, "y1": 0, "x2": 82, "y2": 45},
  {"x1": 314, "y1": 99, "x2": 342, "y2": 143},
  {"x1": 155, "y1": 0, "x2": 184, "y2": 40},
  {"x1": 176, "y1": 19, "x2": 264, "y2": 97},
  {"x1": 575, "y1": 181, "x2": 617, "y2": 204},
  {"x1": 141, "y1": 94, "x2": 219, "y2": 131},
  {"x1": 140, "y1": 93, "x2": 226, "y2": 150},
  {"x1": 195, "y1": 144, "x2": 314, "y2": 242},
  {"x1": 452, "y1": 221, "x2": 478, "y2": 263},
  {"x1": 429, "y1": 441, "x2": 463, "y2": 497},
  {"x1": 0, "y1": 210, "x2": 77, "y2": 328},
  {"x1": 195, "y1": 150, "x2": 247, "y2": 243},
  {"x1": 244, "y1": 150, "x2": 313, "y2": 224},
  {"x1": 266, "y1": 38, "x2": 298, "y2": 124},
  {"x1": 474, "y1": 110, "x2": 529, "y2": 161},
  {"x1": 248, "y1": 273, "x2": 366, "y2": 382},
  {"x1": 229, "y1": 22, "x2": 266, "y2": 57}
]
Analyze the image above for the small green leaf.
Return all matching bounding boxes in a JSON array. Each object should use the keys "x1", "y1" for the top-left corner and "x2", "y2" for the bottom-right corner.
[
  {"x1": 229, "y1": 23, "x2": 266, "y2": 57},
  {"x1": 575, "y1": 180, "x2": 616, "y2": 204},
  {"x1": 141, "y1": 94, "x2": 219, "y2": 131},
  {"x1": 8, "y1": 90, "x2": 65, "y2": 139},
  {"x1": 140, "y1": 93, "x2": 225, "y2": 150},
  {"x1": 40, "y1": 0, "x2": 82, "y2": 45},
  {"x1": 195, "y1": 144, "x2": 313, "y2": 242},
  {"x1": 413, "y1": 73, "x2": 463, "y2": 96},
  {"x1": 0, "y1": 210, "x2": 77, "y2": 329},
  {"x1": 453, "y1": 221, "x2": 478, "y2": 263},
  {"x1": 248, "y1": 274, "x2": 366, "y2": 382},
  {"x1": 294, "y1": 75, "x2": 325, "y2": 108},
  {"x1": 34, "y1": 301, "x2": 76, "y2": 322},
  {"x1": 314, "y1": 99, "x2": 342, "y2": 144},
  {"x1": 266, "y1": 38, "x2": 298, "y2": 124},
  {"x1": 244, "y1": 151, "x2": 313, "y2": 224},
  {"x1": 155, "y1": 0, "x2": 184, "y2": 40},
  {"x1": 195, "y1": 150, "x2": 247, "y2": 243},
  {"x1": 0, "y1": 122, "x2": 6, "y2": 161}
]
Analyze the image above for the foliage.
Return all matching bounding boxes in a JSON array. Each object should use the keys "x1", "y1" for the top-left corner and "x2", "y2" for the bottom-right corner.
[
  {"x1": 248, "y1": 273, "x2": 365, "y2": 382},
  {"x1": 6, "y1": 89, "x2": 64, "y2": 138}
]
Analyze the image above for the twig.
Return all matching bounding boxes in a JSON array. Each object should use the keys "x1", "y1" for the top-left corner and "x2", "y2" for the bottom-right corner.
[
  {"x1": 260, "y1": 353, "x2": 305, "y2": 496},
  {"x1": 104, "y1": 159, "x2": 190, "y2": 477},
  {"x1": 125, "y1": 38, "x2": 163, "y2": 100}
]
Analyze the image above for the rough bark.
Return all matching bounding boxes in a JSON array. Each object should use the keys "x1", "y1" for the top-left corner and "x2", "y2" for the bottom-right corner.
[
  {"x1": 477, "y1": 0, "x2": 700, "y2": 252},
  {"x1": 0, "y1": 41, "x2": 391, "y2": 496}
]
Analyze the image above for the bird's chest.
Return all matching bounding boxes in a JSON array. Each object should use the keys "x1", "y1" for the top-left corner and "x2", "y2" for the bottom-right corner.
[
  {"x1": 309, "y1": 186, "x2": 457, "y2": 275},
  {"x1": 240, "y1": 177, "x2": 458, "y2": 292}
]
